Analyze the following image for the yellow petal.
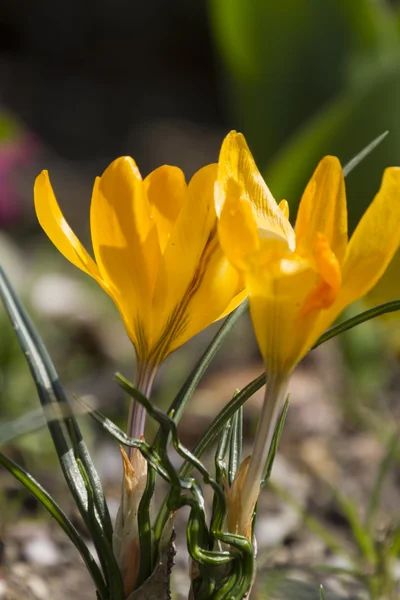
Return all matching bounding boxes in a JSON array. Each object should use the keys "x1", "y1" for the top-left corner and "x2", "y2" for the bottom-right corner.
[
  {"x1": 218, "y1": 178, "x2": 260, "y2": 269},
  {"x1": 218, "y1": 287, "x2": 247, "y2": 321},
  {"x1": 90, "y1": 157, "x2": 161, "y2": 317},
  {"x1": 144, "y1": 166, "x2": 186, "y2": 252},
  {"x1": 149, "y1": 164, "x2": 219, "y2": 358},
  {"x1": 278, "y1": 199, "x2": 290, "y2": 220},
  {"x1": 34, "y1": 171, "x2": 102, "y2": 281},
  {"x1": 216, "y1": 131, "x2": 295, "y2": 249},
  {"x1": 339, "y1": 166, "x2": 400, "y2": 306},
  {"x1": 168, "y1": 249, "x2": 245, "y2": 353},
  {"x1": 247, "y1": 254, "x2": 317, "y2": 375},
  {"x1": 295, "y1": 156, "x2": 348, "y2": 264}
]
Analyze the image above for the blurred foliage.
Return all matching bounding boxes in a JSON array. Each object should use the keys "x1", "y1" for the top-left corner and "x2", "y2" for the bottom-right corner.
[
  {"x1": 0, "y1": 112, "x2": 21, "y2": 142},
  {"x1": 210, "y1": 0, "x2": 400, "y2": 305}
]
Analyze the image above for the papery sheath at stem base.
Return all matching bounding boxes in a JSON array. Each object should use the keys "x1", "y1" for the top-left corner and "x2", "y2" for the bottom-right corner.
[{"x1": 113, "y1": 445, "x2": 148, "y2": 597}]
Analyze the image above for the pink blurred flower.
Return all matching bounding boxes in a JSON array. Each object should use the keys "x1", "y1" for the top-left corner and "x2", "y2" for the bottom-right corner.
[{"x1": 0, "y1": 132, "x2": 38, "y2": 225}]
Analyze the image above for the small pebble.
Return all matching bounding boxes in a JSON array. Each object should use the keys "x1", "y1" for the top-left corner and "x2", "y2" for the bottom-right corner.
[{"x1": 24, "y1": 536, "x2": 61, "y2": 566}]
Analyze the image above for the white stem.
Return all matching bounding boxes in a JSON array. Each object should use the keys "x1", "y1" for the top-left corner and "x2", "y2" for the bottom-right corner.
[{"x1": 239, "y1": 374, "x2": 288, "y2": 534}]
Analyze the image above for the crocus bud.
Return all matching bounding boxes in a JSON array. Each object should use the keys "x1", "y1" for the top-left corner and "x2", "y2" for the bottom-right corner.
[{"x1": 113, "y1": 445, "x2": 148, "y2": 597}]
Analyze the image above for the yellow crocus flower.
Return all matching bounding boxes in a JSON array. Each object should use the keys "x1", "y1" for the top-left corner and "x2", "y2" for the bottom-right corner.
[
  {"x1": 216, "y1": 131, "x2": 400, "y2": 537},
  {"x1": 34, "y1": 158, "x2": 246, "y2": 436}
]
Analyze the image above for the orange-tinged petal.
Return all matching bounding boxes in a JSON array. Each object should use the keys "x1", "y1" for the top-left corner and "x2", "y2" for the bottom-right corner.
[
  {"x1": 339, "y1": 166, "x2": 400, "y2": 307},
  {"x1": 216, "y1": 131, "x2": 295, "y2": 249},
  {"x1": 34, "y1": 171, "x2": 102, "y2": 282},
  {"x1": 144, "y1": 166, "x2": 186, "y2": 252},
  {"x1": 300, "y1": 233, "x2": 342, "y2": 317},
  {"x1": 90, "y1": 157, "x2": 161, "y2": 317},
  {"x1": 295, "y1": 156, "x2": 347, "y2": 264}
]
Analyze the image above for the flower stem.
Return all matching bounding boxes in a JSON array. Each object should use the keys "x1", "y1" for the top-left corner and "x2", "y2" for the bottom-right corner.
[
  {"x1": 127, "y1": 362, "x2": 156, "y2": 458},
  {"x1": 239, "y1": 374, "x2": 288, "y2": 535}
]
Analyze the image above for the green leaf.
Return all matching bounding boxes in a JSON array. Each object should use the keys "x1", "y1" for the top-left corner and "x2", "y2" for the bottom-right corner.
[
  {"x1": 81, "y1": 382, "x2": 254, "y2": 597},
  {"x1": 228, "y1": 402, "x2": 243, "y2": 486},
  {"x1": 0, "y1": 266, "x2": 113, "y2": 541},
  {"x1": 214, "y1": 415, "x2": 232, "y2": 487},
  {"x1": 0, "y1": 450, "x2": 108, "y2": 600},
  {"x1": 181, "y1": 373, "x2": 265, "y2": 477},
  {"x1": 262, "y1": 396, "x2": 289, "y2": 486},
  {"x1": 0, "y1": 266, "x2": 121, "y2": 591},
  {"x1": 316, "y1": 299, "x2": 400, "y2": 347},
  {"x1": 77, "y1": 459, "x2": 124, "y2": 599},
  {"x1": 160, "y1": 299, "x2": 248, "y2": 431}
]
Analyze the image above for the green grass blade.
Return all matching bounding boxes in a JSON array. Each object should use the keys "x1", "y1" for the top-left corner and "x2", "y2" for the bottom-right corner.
[
  {"x1": 181, "y1": 374, "x2": 265, "y2": 475},
  {"x1": 162, "y1": 300, "x2": 248, "y2": 429},
  {"x1": 262, "y1": 396, "x2": 289, "y2": 486},
  {"x1": 316, "y1": 300, "x2": 400, "y2": 347},
  {"x1": 334, "y1": 491, "x2": 376, "y2": 565},
  {"x1": 366, "y1": 430, "x2": 399, "y2": 532},
  {"x1": 228, "y1": 403, "x2": 243, "y2": 486},
  {"x1": 74, "y1": 396, "x2": 171, "y2": 481},
  {"x1": 0, "y1": 266, "x2": 113, "y2": 539},
  {"x1": 0, "y1": 451, "x2": 108, "y2": 600},
  {"x1": 215, "y1": 417, "x2": 232, "y2": 487},
  {"x1": 342, "y1": 131, "x2": 389, "y2": 177},
  {"x1": 78, "y1": 460, "x2": 124, "y2": 599}
]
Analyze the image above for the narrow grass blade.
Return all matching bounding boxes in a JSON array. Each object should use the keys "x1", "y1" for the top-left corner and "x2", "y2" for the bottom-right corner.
[
  {"x1": 73, "y1": 395, "x2": 171, "y2": 481},
  {"x1": 366, "y1": 430, "x2": 398, "y2": 531},
  {"x1": 215, "y1": 417, "x2": 232, "y2": 486},
  {"x1": 343, "y1": 131, "x2": 389, "y2": 178},
  {"x1": 78, "y1": 460, "x2": 124, "y2": 599},
  {"x1": 316, "y1": 300, "x2": 400, "y2": 347},
  {"x1": 163, "y1": 300, "x2": 248, "y2": 428},
  {"x1": 334, "y1": 491, "x2": 376, "y2": 565},
  {"x1": 228, "y1": 403, "x2": 243, "y2": 486},
  {"x1": 0, "y1": 266, "x2": 113, "y2": 540},
  {"x1": 262, "y1": 397, "x2": 289, "y2": 486},
  {"x1": 0, "y1": 451, "x2": 108, "y2": 600},
  {"x1": 182, "y1": 374, "x2": 265, "y2": 475}
]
